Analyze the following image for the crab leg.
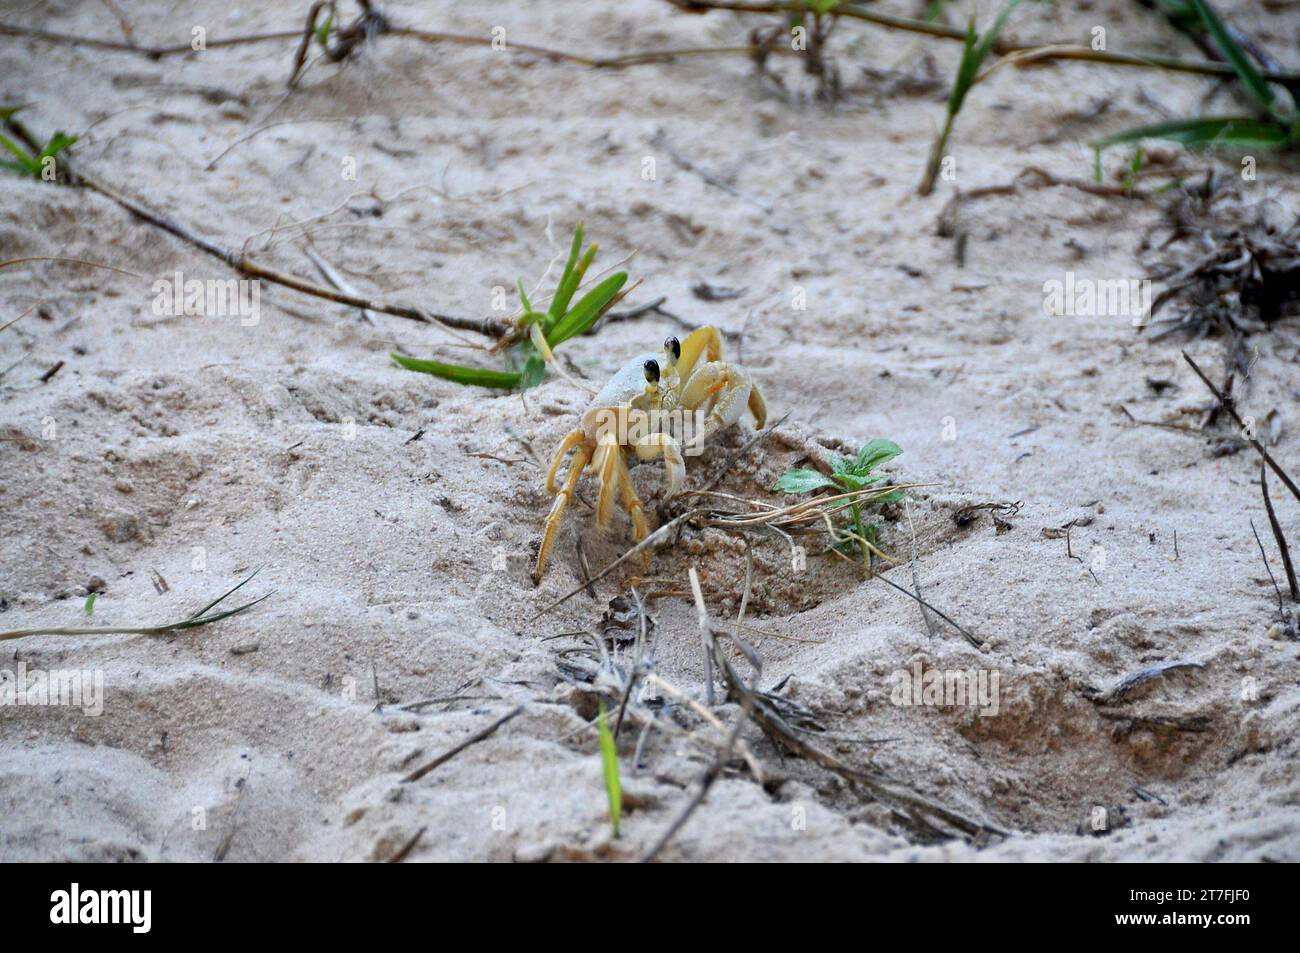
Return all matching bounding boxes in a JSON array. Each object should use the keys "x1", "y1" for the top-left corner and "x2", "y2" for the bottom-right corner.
[
  {"x1": 545, "y1": 428, "x2": 588, "y2": 494},
  {"x1": 613, "y1": 450, "x2": 649, "y2": 548},
  {"x1": 533, "y1": 443, "x2": 593, "y2": 583},
  {"x1": 676, "y1": 325, "x2": 724, "y2": 381},
  {"x1": 592, "y1": 432, "x2": 622, "y2": 529},
  {"x1": 747, "y1": 380, "x2": 769, "y2": 430},
  {"x1": 680, "y1": 361, "x2": 756, "y2": 440}
]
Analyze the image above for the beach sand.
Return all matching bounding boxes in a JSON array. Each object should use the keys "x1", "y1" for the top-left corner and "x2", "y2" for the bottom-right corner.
[{"x1": 1, "y1": 0, "x2": 1297, "y2": 861}]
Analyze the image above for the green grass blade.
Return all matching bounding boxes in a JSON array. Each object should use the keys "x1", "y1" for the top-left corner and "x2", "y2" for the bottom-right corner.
[
  {"x1": 0, "y1": 104, "x2": 27, "y2": 121},
  {"x1": 520, "y1": 351, "x2": 546, "y2": 390},
  {"x1": 391, "y1": 352, "x2": 522, "y2": 389},
  {"x1": 975, "y1": 0, "x2": 1022, "y2": 59},
  {"x1": 546, "y1": 272, "x2": 628, "y2": 347},
  {"x1": 0, "y1": 132, "x2": 37, "y2": 174},
  {"x1": 548, "y1": 244, "x2": 597, "y2": 329},
  {"x1": 948, "y1": 15, "x2": 980, "y2": 115},
  {"x1": 951, "y1": 0, "x2": 1021, "y2": 115},
  {"x1": 1189, "y1": 0, "x2": 1275, "y2": 114},
  {"x1": 176, "y1": 591, "x2": 274, "y2": 630},
  {"x1": 37, "y1": 132, "x2": 77, "y2": 164},
  {"x1": 188, "y1": 568, "x2": 262, "y2": 620},
  {"x1": 1094, "y1": 116, "x2": 1290, "y2": 150},
  {"x1": 314, "y1": 12, "x2": 334, "y2": 47},
  {"x1": 920, "y1": 0, "x2": 1021, "y2": 196},
  {"x1": 598, "y1": 701, "x2": 622, "y2": 838},
  {"x1": 546, "y1": 224, "x2": 586, "y2": 325}
]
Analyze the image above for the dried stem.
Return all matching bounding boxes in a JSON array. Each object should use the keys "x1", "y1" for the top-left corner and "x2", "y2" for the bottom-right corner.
[
  {"x1": 1260, "y1": 462, "x2": 1298, "y2": 602},
  {"x1": 1183, "y1": 352, "x2": 1300, "y2": 503},
  {"x1": 2, "y1": 116, "x2": 504, "y2": 338},
  {"x1": 664, "y1": 1, "x2": 1300, "y2": 83},
  {"x1": 4, "y1": 4, "x2": 1294, "y2": 83}
]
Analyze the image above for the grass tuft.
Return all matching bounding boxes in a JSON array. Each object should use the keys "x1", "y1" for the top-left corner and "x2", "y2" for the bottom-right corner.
[
  {"x1": 918, "y1": 0, "x2": 1023, "y2": 196},
  {"x1": 392, "y1": 224, "x2": 628, "y2": 390},
  {"x1": 0, "y1": 106, "x2": 77, "y2": 180},
  {"x1": 0, "y1": 570, "x2": 271, "y2": 643},
  {"x1": 1093, "y1": 0, "x2": 1298, "y2": 165}
]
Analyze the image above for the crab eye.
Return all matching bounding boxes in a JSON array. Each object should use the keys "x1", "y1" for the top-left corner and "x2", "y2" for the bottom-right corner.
[
  {"x1": 643, "y1": 359, "x2": 660, "y2": 383},
  {"x1": 664, "y1": 336, "x2": 681, "y2": 361}
]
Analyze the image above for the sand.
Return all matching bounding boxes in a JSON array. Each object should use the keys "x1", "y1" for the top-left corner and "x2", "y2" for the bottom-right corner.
[{"x1": 1, "y1": 0, "x2": 1298, "y2": 862}]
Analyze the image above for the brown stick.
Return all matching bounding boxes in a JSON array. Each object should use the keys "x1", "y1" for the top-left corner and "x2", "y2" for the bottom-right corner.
[
  {"x1": 6, "y1": 6, "x2": 1298, "y2": 83},
  {"x1": 384, "y1": 826, "x2": 427, "y2": 863},
  {"x1": 699, "y1": 591, "x2": 1004, "y2": 839},
  {"x1": 0, "y1": 21, "x2": 767, "y2": 72},
  {"x1": 1261, "y1": 462, "x2": 1299, "y2": 603},
  {"x1": 641, "y1": 572, "x2": 760, "y2": 862},
  {"x1": 89, "y1": 174, "x2": 503, "y2": 334},
  {"x1": 1182, "y1": 352, "x2": 1300, "y2": 504},
  {"x1": 400, "y1": 705, "x2": 525, "y2": 783},
  {"x1": 3, "y1": 116, "x2": 504, "y2": 338},
  {"x1": 0, "y1": 23, "x2": 301, "y2": 54},
  {"x1": 663, "y1": 1, "x2": 1300, "y2": 83}
]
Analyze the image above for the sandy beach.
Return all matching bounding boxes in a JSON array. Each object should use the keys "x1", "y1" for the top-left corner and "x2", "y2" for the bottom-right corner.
[{"x1": 1, "y1": 0, "x2": 1298, "y2": 862}]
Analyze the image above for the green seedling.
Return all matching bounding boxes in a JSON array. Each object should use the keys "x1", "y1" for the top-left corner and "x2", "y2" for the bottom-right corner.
[
  {"x1": 773, "y1": 438, "x2": 903, "y2": 574},
  {"x1": 598, "y1": 701, "x2": 622, "y2": 838},
  {"x1": 392, "y1": 224, "x2": 628, "y2": 390},
  {"x1": 0, "y1": 107, "x2": 77, "y2": 180},
  {"x1": 314, "y1": 10, "x2": 335, "y2": 48},
  {"x1": 1093, "y1": 0, "x2": 1298, "y2": 166},
  {"x1": 918, "y1": 0, "x2": 1024, "y2": 196}
]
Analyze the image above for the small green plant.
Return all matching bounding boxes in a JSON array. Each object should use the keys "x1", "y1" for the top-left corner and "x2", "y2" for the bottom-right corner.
[
  {"x1": 773, "y1": 438, "x2": 903, "y2": 573},
  {"x1": 83, "y1": 592, "x2": 96, "y2": 616},
  {"x1": 313, "y1": 10, "x2": 335, "y2": 48},
  {"x1": 392, "y1": 224, "x2": 628, "y2": 390},
  {"x1": 598, "y1": 701, "x2": 622, "y2": 838},
  {"x1": 1093, "y1": 0, "x2": 1298, "y2": 162},
  {"x1": 0, "y1": 106, "x2": 77, "y2": 180},
  {"x1": 918, "y1": 0, "x2": 1023, "y2": 196}
]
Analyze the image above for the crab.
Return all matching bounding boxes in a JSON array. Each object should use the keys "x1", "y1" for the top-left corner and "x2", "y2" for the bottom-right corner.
[{"x1": 533, "y1": 325, "x2": 767, "y2": 583}]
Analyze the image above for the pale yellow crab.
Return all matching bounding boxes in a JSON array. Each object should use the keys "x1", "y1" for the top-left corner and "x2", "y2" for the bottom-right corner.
[{"x1": 533, "y1": 325, "x2": 767, "y2": 583}]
